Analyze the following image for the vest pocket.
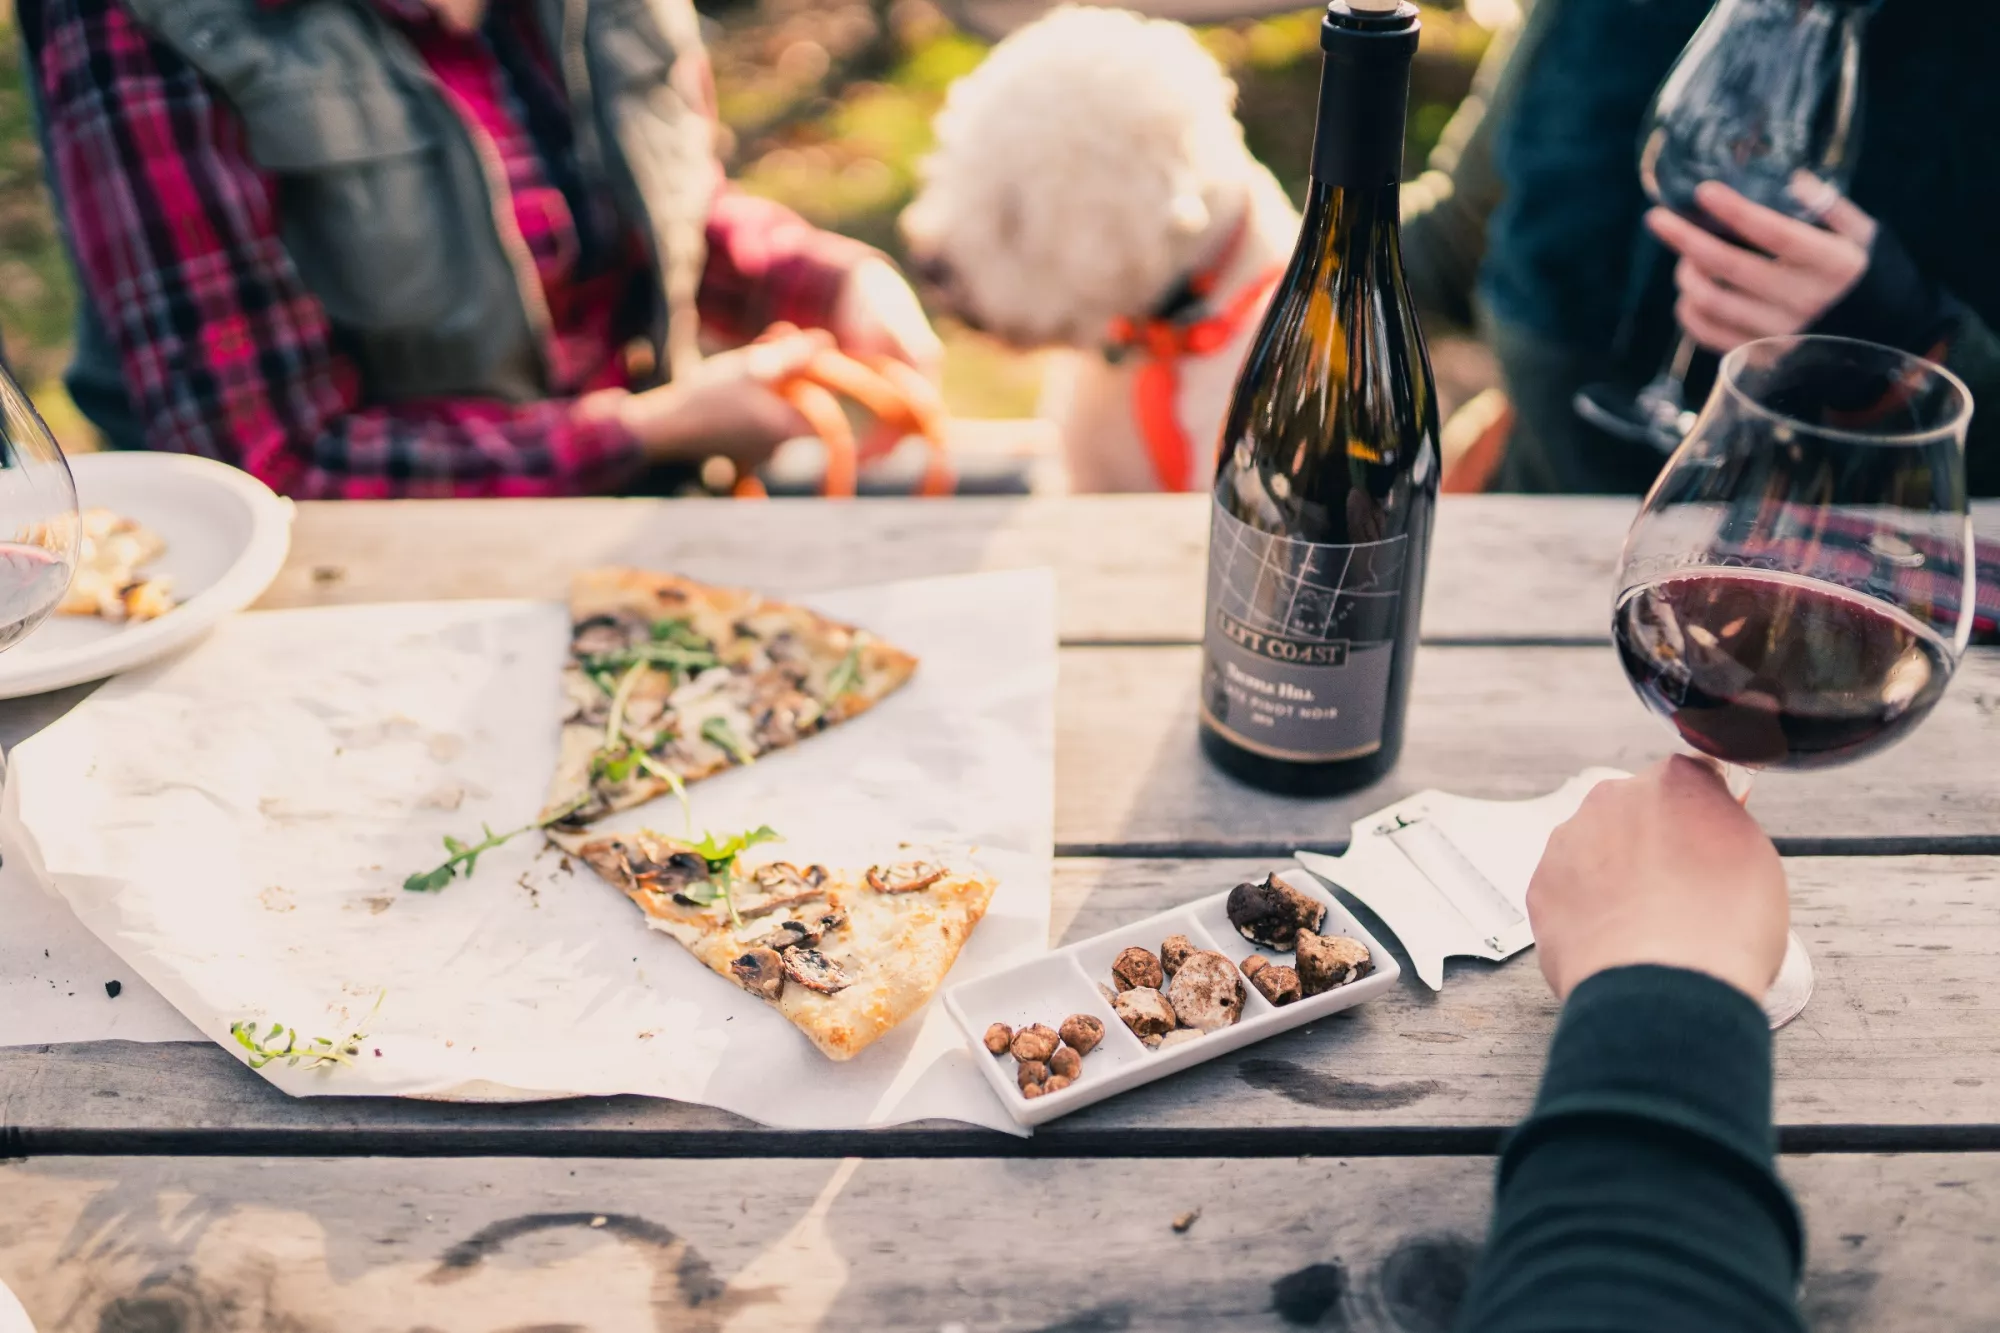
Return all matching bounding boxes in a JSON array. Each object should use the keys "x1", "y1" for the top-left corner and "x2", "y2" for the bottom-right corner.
[{"x1": 238, "y1": 84, "x2": 463, "y2": 334}]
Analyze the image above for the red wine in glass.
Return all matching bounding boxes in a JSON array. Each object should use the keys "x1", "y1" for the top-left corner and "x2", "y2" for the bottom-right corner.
[{"x1": 1615, "y1": 568, "x2": 1954, "y2": 771}]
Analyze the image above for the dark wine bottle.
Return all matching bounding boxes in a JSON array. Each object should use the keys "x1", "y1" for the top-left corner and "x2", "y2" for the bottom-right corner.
[{"x1": 1197, "y1": 0, "x2": 1439, "y2": 796}]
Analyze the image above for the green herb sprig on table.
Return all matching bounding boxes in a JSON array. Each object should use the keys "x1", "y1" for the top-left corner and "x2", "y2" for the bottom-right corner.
[
  {"x1": 230, "y1": 992, "x2": 383, "y2": 1071},
  {"x1": 676, "y1": 824, "x2": 782, "y2": 928},
  {"x1": 403, "y1": 795, "x2": 588, "y2": 893}
]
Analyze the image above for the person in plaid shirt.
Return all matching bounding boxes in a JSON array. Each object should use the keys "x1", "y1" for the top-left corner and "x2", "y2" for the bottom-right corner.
[{"x1": 27, "y1": 0, "x2": 941, "y2": 498}]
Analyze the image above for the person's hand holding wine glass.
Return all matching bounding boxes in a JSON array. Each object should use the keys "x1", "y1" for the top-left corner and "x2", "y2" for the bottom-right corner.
[
  {"x1": 1574, "y1": 0, "x2": 1872, "y2": 452},
  {"x1": 1613, "y1": 334, "x2": 1975, "y2": 1027}
]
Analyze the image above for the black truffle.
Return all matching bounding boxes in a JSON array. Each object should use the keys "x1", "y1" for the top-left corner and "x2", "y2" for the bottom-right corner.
[{"x1": 1225, "y1": 874, "x2": 1327, "y2": 950}]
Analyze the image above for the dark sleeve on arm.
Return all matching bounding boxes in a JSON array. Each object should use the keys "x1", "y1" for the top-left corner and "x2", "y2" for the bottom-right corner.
[{"x1": 1455, "y1": 965, "x2": 1806, "y2": 1333}]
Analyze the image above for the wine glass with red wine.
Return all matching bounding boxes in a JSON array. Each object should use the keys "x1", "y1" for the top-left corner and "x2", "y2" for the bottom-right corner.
[
  {"x1": 1614, "y1": 334, "x2": 1974, "y2": 1026},
  {"x1": 1575, "y1": 0, "x2": 1870, "y2": 453},
  {"x1": 0, "y1": 361, "x2": 80, "y2": 653}
]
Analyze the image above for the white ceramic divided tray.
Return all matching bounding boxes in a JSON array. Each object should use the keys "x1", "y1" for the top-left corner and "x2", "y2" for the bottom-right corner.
[{"x1": 945, "y1": 867, "x2": 1400, "y2": 1127}]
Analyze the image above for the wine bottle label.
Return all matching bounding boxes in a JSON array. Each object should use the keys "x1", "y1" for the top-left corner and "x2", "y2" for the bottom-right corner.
[{"x1": 1200, "y1": 502, "x2": 1406, "y2": 761}]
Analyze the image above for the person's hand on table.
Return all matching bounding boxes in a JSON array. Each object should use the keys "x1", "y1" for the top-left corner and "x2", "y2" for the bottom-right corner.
[
  {"x1": 578, "y1": 328, "x2": 832, "y2": 472},
  {"x1": 830, "y1": 257, "x2": 945, "y2": 380},
  {"x1": 1646, "y1": 177, "x2": 1875, "y2": 354},
  {"x1": 1527, "y1": 756, "x2": 1789, "y2": 1004}
]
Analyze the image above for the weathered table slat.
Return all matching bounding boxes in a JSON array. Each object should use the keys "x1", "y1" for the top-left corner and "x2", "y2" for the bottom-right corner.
[
  {"x1": 0, "y1": 1152, "x2": 1986, "y2": 1331},
  {"x1": 1050, "y1": 645, "x2": 2000, "y2": 856},
  {"x1": 263, "y1": 495, "x2": 2000, "y2": 645},
  {"x1": 8, "y1": 857, "x2": 1995, "y2": 1156},
  {"x1": 5, "y1": 645, "x2": 1995, "y2": 855}
]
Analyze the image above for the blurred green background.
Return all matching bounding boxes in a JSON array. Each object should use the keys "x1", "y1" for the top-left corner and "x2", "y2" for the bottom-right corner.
[{"x1": 0, "y1": 0, "x2": 1496, "y2": 451}]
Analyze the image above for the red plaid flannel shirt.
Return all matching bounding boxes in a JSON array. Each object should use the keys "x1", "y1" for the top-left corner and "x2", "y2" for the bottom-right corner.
[{"x1": 39, "y1": 0, "x2": 873, "y2": 497}]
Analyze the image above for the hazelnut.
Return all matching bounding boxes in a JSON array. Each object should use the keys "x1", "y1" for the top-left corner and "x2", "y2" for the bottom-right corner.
[
  {"x1": 1010, "y1": 1023, "x2": 1060, "y2": 1063},
  {"x1": 1160, "y1": 934, "x2": 1198, "y2": 978},
  {"x1": 1112, "y1": 986, "x2": 1177, "y2": 1041},
  {"x1": 1248, "y1": 962, "x2": 1303, "y2": 1006},
  {"x1": 1239, "y1": 955, "x2": 1269, "y2": 979},
  {"x1": 1017, "y1": 1059, "x2": 1050, "y2": 1091},
  {"x1": 1021, "y1": 1081, "x2": 1047, "y2": 1100},
  {"x1": 983, "y1": 1022, "x2": 1014, "y2": 1055},
  {"x1": 1059, "y1": 1014, "x2": 1105, "y2": 1056},
  {"x1": 1166, "y1": 951, "x2": 1246, "y2": 1032},
  {"x1": 1157, "y1": 1028, "x2": 1205, "y2": 1053},
  {"x1": 1111, "y1": 946, "x2": 1164, "y2": 992},
  {"x1": 1225, "y1": 874, "x2": 1327, "y2": 950},
  {"x1": 1295, "y1": 929, "x2": 1374, "y2": 997},
  {"x1": 1050, "y1": 1045, "x2": 1083, "y2": 1080},
  {"x1": 1043, "y1": 1074, "x2": 1073, "y2": 1094}
]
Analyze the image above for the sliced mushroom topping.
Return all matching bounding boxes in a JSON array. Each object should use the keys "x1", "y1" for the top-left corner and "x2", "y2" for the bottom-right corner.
[
  {"x1": 623, "y1": 695, "x2": 667, "y2": 729},
  {"x1": 750, "y1": 862, "x2": 816, "y2": 894},
  {"x1": 626, "y1": 849, "x2": 710, "y2": 900},
  {"x1": 729, "y1": 948, "x2": 786, "y2": 1000},
  {"x1": 571, "y1": 615, "x2": 631, "y2": 659},
  {"x1": 748, "y1": 920, "x2": 815, "y2": 953},
  {"x1": 736, "y1": 886, "x2": 828, "y2": 921},
  {"x1": 746, "y1": 905, "x2": 848, "y2": 953},
  {"x1": 866, "y1": 861, "x2": 948, "y2": 894},
  {"x1": 781, "y1": 948, "x2": 853, "y2": 995}
]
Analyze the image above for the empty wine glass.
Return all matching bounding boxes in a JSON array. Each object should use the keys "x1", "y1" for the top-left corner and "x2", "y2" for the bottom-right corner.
[
  {"x1": 0, "y1": 360, "x2": 80, "y2": 653},
  {"x1": 1614, "y1": 335, "x2": 1974, "y2": 1026},
  {"x1": 1576, "y1": 0, "x2": 1870, "y2": 453}
]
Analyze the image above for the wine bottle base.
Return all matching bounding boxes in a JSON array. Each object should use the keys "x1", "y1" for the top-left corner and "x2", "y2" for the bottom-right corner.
[{"x1": 1198, "y1": 722, "x2": 1399, "y2": 797}]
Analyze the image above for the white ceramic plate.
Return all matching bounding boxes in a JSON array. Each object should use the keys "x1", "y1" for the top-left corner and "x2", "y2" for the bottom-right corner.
[{"x1": 0, "y1": 452, "x2": 293, "y2": 699}]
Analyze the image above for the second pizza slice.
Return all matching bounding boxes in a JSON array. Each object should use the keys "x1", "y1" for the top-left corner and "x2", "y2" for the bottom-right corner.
[{"x1": 546, "y1": 569, "x2": 919, "y2": 824}]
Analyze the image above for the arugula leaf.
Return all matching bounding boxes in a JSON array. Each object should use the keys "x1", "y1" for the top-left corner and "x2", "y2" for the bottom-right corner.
[
  {"x1": 583, "y1": 642, "x2": 719, "y2": 677},
  {"x1": 403, "y1": 796, "x2": 588, "y2": 893},
  {"x1": 681, "y1": 824, "x2": 782, "y2": 928},
  {"x1": 229, "y1": 992, "x2": 382, "y2": 1071},
  {"x1": 633, "y1": 749, "x2": 693, "y2": 833},
  {"x1": 650, "y1": 618, "x2": 712, "y2": 651},
  {"x1": 700, "y1": 716, "x2": 757, "y2": 766},
  {"x1": 825, "y1": 638, "x2": 866, "y2": 701},
  {"x1": 605, "y1": 660, "x2": 646, "y2": 753},
  {"x1": 692, "y1": 823, "x2": 782, "y2": 872}
]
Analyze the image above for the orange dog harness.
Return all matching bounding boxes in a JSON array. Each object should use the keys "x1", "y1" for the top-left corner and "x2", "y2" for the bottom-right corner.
[{"x1": 1104, "y1": 225, "x2": 1285, "y2": 492}]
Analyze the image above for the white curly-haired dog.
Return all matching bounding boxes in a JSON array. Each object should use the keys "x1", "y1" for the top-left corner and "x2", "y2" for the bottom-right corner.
[{"x1": 902, "y1": 5, "x2": 1300, "y2": 492}]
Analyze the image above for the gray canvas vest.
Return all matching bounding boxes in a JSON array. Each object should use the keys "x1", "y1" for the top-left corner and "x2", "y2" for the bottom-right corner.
[{"x1": 111, "y1": 0, "x2": 713, "y2": 415}]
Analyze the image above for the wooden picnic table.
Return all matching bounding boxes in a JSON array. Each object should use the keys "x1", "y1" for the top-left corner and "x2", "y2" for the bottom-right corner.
[{"x1": 3, "y1": 494, "x2": 1998, "y2": 1331}]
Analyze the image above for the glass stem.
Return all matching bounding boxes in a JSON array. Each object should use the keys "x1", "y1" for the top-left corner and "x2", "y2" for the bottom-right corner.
[
  {"x1": 1686, "y1": 751, "x2": 1756, "y2": 804},
  {"x1": 1636, "y1": 331, "x2": 1698, "y2": 424}
]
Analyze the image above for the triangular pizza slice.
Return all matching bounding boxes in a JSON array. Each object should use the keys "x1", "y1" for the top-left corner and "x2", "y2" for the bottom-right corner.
[
  {"x1": 546, "y1": 569, "x2": 918, "y2": 824},
  {"x1": 563, "y1": 828, "x2": 996, "y2": 1061}
]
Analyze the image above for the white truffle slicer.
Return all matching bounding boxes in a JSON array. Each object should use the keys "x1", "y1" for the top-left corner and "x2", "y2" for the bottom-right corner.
[{"x1": 1293, "y1": 768, "x2": 1629, "y2": 991}]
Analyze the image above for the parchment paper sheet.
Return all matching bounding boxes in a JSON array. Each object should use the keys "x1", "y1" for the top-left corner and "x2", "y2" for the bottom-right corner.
[{"x1": 0, "y1": 570, "x2": 1054, "y2": 1134}]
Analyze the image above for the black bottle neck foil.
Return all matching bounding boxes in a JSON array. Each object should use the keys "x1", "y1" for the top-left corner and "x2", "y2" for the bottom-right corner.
[{"x1": 1310, "y1": 2, "x2": 1421, "y2": 192}]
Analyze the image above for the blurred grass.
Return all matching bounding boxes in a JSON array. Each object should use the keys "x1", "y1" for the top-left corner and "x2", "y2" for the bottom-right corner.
[
  {"x1": 0, "y1": 7, "x2": 96, "y2": 452},
  {"x1": 0, "y1": 1, "x2": 1489, "y2": 433}
]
